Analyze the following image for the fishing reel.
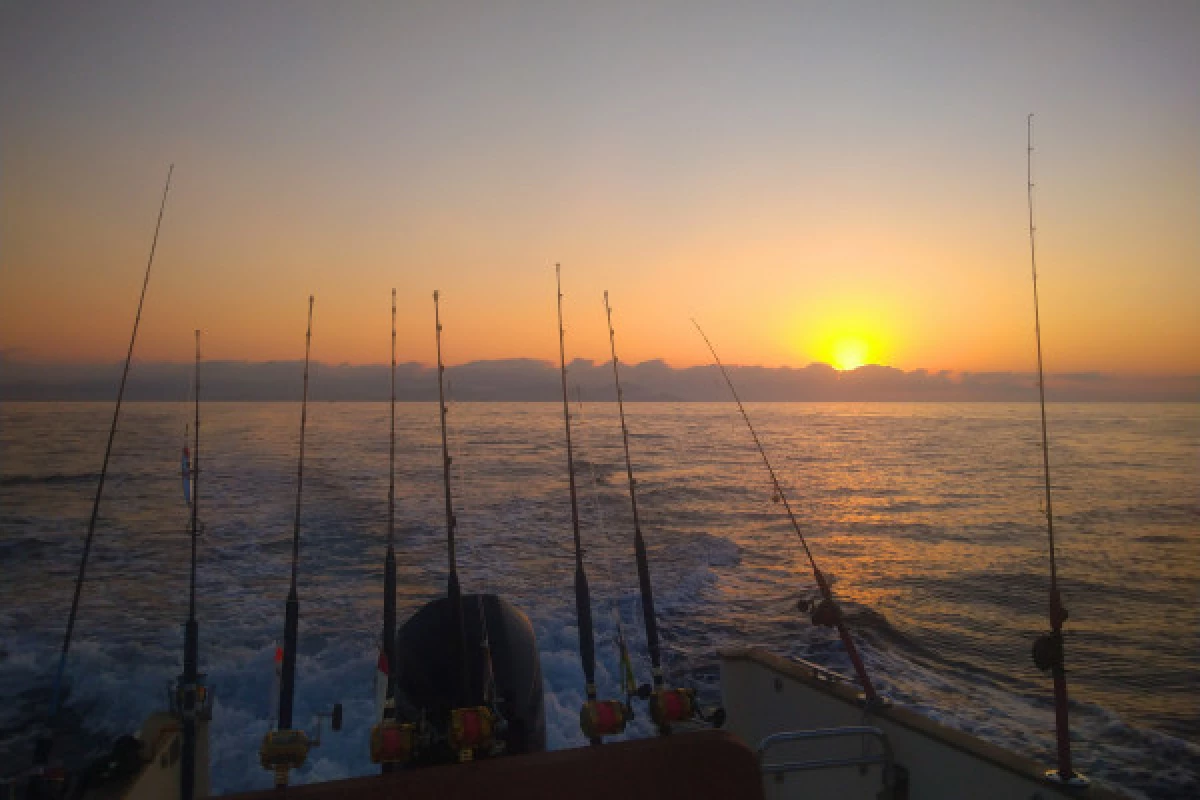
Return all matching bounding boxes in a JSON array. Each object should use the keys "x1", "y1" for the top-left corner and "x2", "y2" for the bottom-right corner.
[
  {"x1": 1032, "y1": 591, "x2": 1069, "y2": 672},
  {"x1": 645, "y1": 686, "x2": 725, "y2": 732},
  {"x1": 580, "y1": 698, "x2": 632, "y2": 740},
  {"x1": 260, "y1": 703, "x2": 342, "y2": 787},
  {"x1": 797, "y1": 591, "x2": 840, "y2": 628},
  {"x1": 370, "y1": 700, "x2": 416, "y2": 766},
  {"x1": 449, "y1": 705, "x2": 498, "y2": 761},
  {"x1": 617, "y1": 649, "x2": 721, "y2": 734},
  {"x1": 373, "y1": 688, "x2": 512, "y2": 767},
  {"x1": 169, "y1": 673, "x2": 214, "y2": 723},
  {"x1": 649, "y1": 687, "x2": 697, "y2": 729},
  {"x1": 1032, "y1": 632, "x2": 1064, "y2": 672}
]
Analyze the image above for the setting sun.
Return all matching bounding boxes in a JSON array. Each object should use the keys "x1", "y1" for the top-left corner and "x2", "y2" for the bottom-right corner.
[{"x1": 831, "y1": 338, "x2": 869, "y2": 371}]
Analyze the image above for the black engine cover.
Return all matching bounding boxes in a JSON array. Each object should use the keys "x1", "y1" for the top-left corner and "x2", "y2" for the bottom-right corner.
[{"x1": 395, "y1": 593, "x2": 545, "y2": 761}]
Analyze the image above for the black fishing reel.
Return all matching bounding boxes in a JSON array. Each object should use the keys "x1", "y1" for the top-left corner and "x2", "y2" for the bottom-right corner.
[
  {"x1": 1033, "y1": 590, "x2": 1069, "y2": 671},
  {"x1": 1032, "y1": 632, "x2": 1064, "y2": 672},
  {"x1": 797, "y1": 593, "x2": 840, "y2": 628},
  {"x1": 170, "y1": 673, "x2": 214, "y2": 723}
]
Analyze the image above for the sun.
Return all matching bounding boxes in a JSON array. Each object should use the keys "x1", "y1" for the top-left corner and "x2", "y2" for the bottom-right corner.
[
  {"x1": 799, "y1": 314, "x2": 890, "y2": 371},
  {"x1": 831, "y1": 338, "x2": 869, "y2": 371}
]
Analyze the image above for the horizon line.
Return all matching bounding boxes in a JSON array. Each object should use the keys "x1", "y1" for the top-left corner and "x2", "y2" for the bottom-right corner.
[{"x1": 3, "y1": 353, "x2": 1198, "y2": 379}]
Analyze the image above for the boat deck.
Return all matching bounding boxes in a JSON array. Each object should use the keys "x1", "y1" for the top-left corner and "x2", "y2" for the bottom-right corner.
[{"x1": 223, "y1": 729, "x2": 763, "y2": 800}]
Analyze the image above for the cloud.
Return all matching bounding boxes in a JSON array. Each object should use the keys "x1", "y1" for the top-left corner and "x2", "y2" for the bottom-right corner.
[{"x1": 1, "y1": 355, "x2": 1195, "y2": 402}]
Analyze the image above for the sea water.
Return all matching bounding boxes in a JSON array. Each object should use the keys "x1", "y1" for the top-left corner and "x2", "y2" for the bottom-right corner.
[{"x1": 0, "y1": 402, "x2": 1196, "y2": 797}]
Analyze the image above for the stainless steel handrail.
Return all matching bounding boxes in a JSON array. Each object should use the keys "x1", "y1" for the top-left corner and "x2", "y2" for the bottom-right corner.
[
  {"x1": 757, "y1": 725, "x2": 895, "y2": 789},
  {"x1": 795, "y1": 656, "x2": 852, "y2": 684}
]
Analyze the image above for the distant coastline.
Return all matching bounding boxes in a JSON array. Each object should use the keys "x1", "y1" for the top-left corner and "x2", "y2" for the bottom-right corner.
[{"x1": 1, "y1": 358, "x2": 1195, "y2": 402}]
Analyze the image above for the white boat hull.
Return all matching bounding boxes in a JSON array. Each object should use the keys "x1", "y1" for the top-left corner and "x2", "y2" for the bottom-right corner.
[{"x1": 721, "y1": 647, "x2": 1121, "y2": 799}]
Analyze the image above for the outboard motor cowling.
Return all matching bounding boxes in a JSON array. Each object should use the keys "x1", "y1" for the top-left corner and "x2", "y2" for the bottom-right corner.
[{"x1": 395, "y1": 593, "x2": 545, "y2": 763}]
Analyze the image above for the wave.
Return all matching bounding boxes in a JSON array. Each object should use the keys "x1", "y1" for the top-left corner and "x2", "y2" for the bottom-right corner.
[{"x1": 1, "y1": 473, "x2": 101, "y2": 488}]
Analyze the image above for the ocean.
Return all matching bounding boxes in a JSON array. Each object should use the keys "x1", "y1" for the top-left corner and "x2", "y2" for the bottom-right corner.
[{"x1": 1, "y1": 401, "x2": 1196, "y2": 797}]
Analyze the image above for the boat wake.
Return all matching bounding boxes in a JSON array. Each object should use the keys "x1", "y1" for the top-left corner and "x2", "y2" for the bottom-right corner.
[{"x1": 1, "y1": 402, "x2": 1196, "y2": 798}]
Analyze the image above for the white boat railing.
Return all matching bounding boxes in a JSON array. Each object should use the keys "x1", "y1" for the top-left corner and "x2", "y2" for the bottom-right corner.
[{"x1": 757, "y1": 725, "x2": 895, "y2": 791}]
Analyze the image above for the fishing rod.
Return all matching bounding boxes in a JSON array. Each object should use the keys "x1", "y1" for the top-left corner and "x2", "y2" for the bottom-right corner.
[
  {"x1": 692, "y1": 320, "x2": 879, "y2": 705},
  {"x1": 1025, "y1": 114, "x2": 1086, "y2": 787},
  {"x1": 180, "y1": 329, "x2": 202, "y2": 800},
  {"x1": 43, "y1": 164, "x2": 174, "y2": 741},
  {"x1": 570, "y1": 386, "x2": 652, "y2": 716},
  {"x1": 434, "y1": 290, "x2": 472, "y2": 709},
  {"x1": 370, "y1": 294, "x2": 426, "y2": 770},
  {"x1": 555, "y1": 266, "x2": 627, "y2": 744},
  {"x1": 422, "y1": 292, "x2": 509, "y2": 764},
  {"x1": 278, "y1": 295, "x2": 313, "y2": 733},
  {"x1": 603, "y1": 292, "x2": 663, "y2": 688},
  {"x1": 258, "y1": 296, "x2": 346, "y2": 789},
  {"x1": 604, "y1": 292, "x2": 701, "y2": 733},
  {"x1": 379, "y1": 289, "x2": 399, "y2": 770}
]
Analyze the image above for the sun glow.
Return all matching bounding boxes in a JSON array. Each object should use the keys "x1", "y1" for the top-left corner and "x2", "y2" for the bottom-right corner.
[
  {"x1": 830, "y1": 338, "x2": 869, "y2": 371},
  {"x1": 790, "y1": 300, "x2": 895, "y2": 373}
]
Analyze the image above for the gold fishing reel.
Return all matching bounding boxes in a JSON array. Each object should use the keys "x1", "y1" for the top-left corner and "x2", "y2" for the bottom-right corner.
[
  {"x1": 260, "y1": 729, "x2": 310, "y2": 788},
  {"x1": 260, "y1": 703, "x2": 342, "y2": 786}
]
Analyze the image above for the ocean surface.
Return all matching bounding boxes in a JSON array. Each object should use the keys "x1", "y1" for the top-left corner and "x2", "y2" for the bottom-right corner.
[{"x1": 0, "y1": 401, "x2": 1196, "y2": 797}]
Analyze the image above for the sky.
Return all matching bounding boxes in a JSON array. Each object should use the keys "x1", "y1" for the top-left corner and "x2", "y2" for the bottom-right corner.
[{"x1": 1, "y1": 1, "x2": 1197, "y2": 375}]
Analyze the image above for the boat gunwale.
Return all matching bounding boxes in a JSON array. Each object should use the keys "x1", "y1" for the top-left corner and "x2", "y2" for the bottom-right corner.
[{"x1": 720, "y1": 647, "x2": 1128, "y2": 799}]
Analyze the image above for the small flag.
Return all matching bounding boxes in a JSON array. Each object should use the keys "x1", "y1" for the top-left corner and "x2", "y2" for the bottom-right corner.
[{"x1": 374, "y1": 646, "x2": 390, "y2": 718}]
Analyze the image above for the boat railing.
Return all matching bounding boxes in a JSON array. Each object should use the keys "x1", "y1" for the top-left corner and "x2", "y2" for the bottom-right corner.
[
  {"x1": 757, "y1": 725, "x2": 895, "y2": 791},
  {"x1": 791, "y1": 656, "x2": 854, "y2": 686}
]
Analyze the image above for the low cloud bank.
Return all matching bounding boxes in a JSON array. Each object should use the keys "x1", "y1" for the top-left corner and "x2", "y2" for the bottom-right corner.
[{"x1": 1, "y1": 357, "x2": 1195, "y2": 402}]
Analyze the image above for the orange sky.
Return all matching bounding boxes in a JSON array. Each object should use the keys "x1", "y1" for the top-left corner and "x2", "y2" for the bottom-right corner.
[{"x1": 2, "y1": 3, "x2": 1197, "y2": 374}]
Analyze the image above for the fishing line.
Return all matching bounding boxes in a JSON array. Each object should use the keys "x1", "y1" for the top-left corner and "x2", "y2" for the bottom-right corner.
[
  {"x1": 573, "y1": 383, "x2": 635, "y2": 701},
  {"x1": 601, "y1": 292, "x2": 670, "y2": 698},
  {"x1": 447, "y1": 374, "x2": 484, "y2": 596},
  {"x1": 45, "y1": 164, "x2": 174, "y2": 729},
  {"x1": 691, "y1": 319, "x2": 879, "y2": 703},
  {"x1": 433, "y1": 290, "x2": 471, "y2": 708},
  {"x1": 572, "y1": 385, "x2": 610, "y2": 548}
]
